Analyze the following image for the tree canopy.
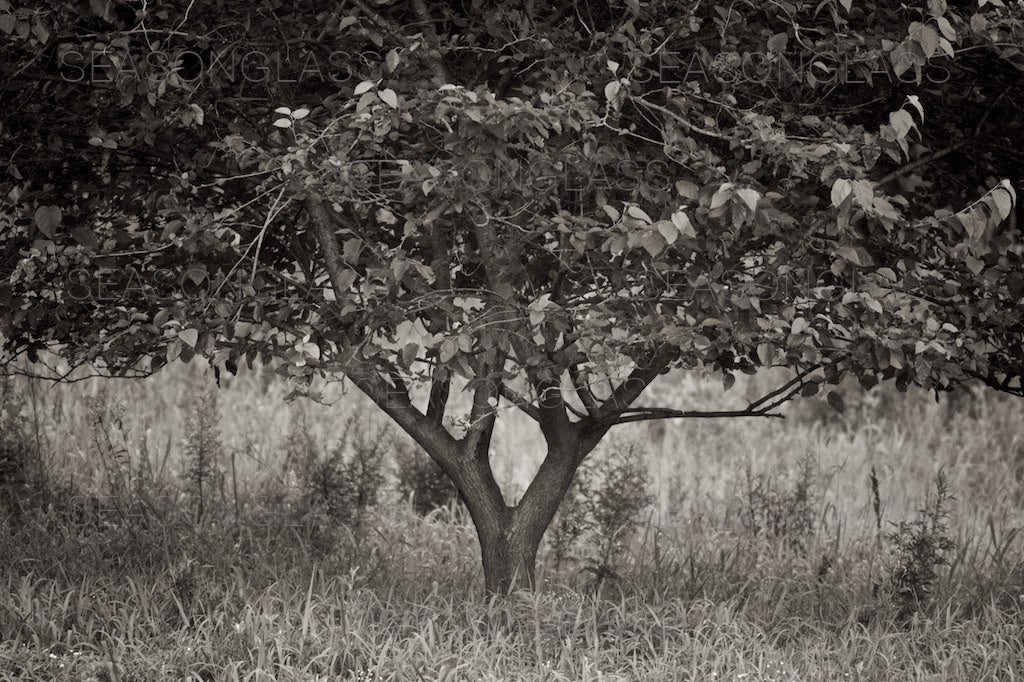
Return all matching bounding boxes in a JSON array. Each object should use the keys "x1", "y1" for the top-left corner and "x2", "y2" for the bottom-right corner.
[{"x1": 2, "y1": 0, "x2": 1023, "y2": 590}]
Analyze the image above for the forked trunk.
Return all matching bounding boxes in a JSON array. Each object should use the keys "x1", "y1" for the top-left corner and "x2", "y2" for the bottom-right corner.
[
  {"x1": 477, "y1": 517, "x2": 543, "y2": 593},
  {"x1": 450, "y1": 443, "x2": 586, "y2": 593}
]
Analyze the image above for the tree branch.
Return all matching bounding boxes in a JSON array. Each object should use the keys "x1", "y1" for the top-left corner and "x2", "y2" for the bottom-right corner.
[
  {"x1": 307, "y1": 194, "x2": 459, "y2": 457},
  {"x1": 587, "y1": 345, "x2": 677, "y2": 424},
  {"x1": 604, "y1": 407, "x2": 785, "y2": 425},
  {"x1": 463, "y1": 351, "x2": 502, "y2": 459},
  {"x1": 426, "y1": 357, "x2": 451, "y2": 424},
  {"x1": 589, "y1": 365, "x2": 816, "y2": 429},
  {"x1": 568, "y1": 363, "x2": 598, "y2": 415},
  {"x1": 497, "y1": 382, "x2": 542, "y2": 421},
  {"x1": 875, "y1": 141, "x2": 969, "y2": 186}
]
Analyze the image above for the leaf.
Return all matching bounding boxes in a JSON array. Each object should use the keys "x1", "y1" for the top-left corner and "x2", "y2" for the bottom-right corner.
[
  {"x1": 656, "y1": 220, "x2": 679, "y2": 244},
  {"x1": 641, "y1": 230, "x2": 667, "y2": 256},
  {"x1": 675, "y1": 180, "x2": 699, "y2": 200},
  {"x1": 273, "y1": 118, "x2": 292, "y2": 128},
  {"x1": 401, "y1": 342, "x2": 419, "y2": 368},
  {"x1": 827, "y1": 391, "x2": 845, "y2": 413},
  {"x1": 905, "y1": 95, "x2": 924, "y2": 122},
  {"x1": 839, "y1": 0, "x2": 852, "y2": 12},
  {"x1": 274, "y1": 106, "x2": 292, "y2": 115},
  {"x1": 89, "y1": 0, "x2": 112, "y2": 21},
  {"x1": 385, "y1": 49, "x2": 400, "y2": 73},
  {"x1": 291, "y1": 108, "x2": 310, "y2": 120},
  {"x1": 767, "y1": 32, "x2": 788, "y2": 54},
  {"x1": 31, "y1": 18, "x2": 48, "y2": 43},
  {"x1": 671, "y1": 210, "x2": 695, "y2": 237},
  {"x1": 379, "y1": 88, "x2": 398, "y2": 108},
  {"x1": 601, "y1": 204, "x2": 620, "y2": 222},
  {"x1": 836, "y1": 246, "x2": 862, "y2": 265},
  {"x1": 439, "y1": 336, "x2": 458, "y2": 362},
  {"x1": 889, "y1": 109, "x2": 915, "y2": 139},
  {"x1": 33, "y1": 205, "x2": 62, "y2": 237},
  {"x1": 992, "y1": 183, "x2": 1014, "y2": 221},
  {"x1": 709, "y1": 183, "x2": 733, "y2": 210},
  {"x1": 178, "y1": 328, "x2": 199, "y2": 348},
  {"x1": 915, "y1": 25, "x2": 940, "y2": 58},
  {"x1": 71, "y1": 225, "x2": 99, "y2": 249},
  {"x1": 604, "y1": 80, "x2": 621, "y2": 102},
  {"x1": 626, "y1": 205, "x2": 652, "y2": 223},
  {"x1": 957, "y1": 206, "x2": 987, "y2": 241},
  {"x1": 935, "y1": 16, "x2": 956, "y2": 41},
  {"x1": 735, "y1": 188, "x2": 760, "y2": 211}
]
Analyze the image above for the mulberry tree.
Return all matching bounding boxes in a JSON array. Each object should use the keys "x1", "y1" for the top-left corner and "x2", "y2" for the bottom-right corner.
[{"x1": 2, "y1": 0, "x2": 1023, "y2": 591}]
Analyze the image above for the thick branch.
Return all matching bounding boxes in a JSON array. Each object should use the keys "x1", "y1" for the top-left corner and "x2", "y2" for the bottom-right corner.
[
  {"x1": 603, "y1": 407, "x2": 784, "y2": 426},
  {"x1": 409, "y1": 0, "x2": 452, "y2": 84},
  {"x1": 426, "y1": 358, "x2": 451, "y2": 424},
  {"x1": 876, "y1": 141, "x2": 969, "y2": 186},
  {"x1": 307, "y1": 194, "x2": 459, "y2": 458},
  {"x1": 464, "y1": 351, "x2": 502, "y2": 459},
  {"x1": 497, "y1": 383, "x2": 542, "y2": 421},
  {"x1": 587, "y1": 345, "x2": 676, "y2": 424},
  {"x1": 568, "y1": 363, "x2": 598, "y2": 415}
]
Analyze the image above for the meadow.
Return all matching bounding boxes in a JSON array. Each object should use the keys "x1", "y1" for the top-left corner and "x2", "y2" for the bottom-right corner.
[{"x1": 1, "y1": 364, "x2": 1023, "y2": 681}]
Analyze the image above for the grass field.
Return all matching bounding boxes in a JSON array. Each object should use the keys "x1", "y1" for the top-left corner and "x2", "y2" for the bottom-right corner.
[{"x1": 1, "y1": 364, "x2": 1023, "y2": 680}]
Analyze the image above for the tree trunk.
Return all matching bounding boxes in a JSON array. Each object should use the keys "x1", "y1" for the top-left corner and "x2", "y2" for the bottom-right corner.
[
  {"x1": 449, "y1": 443, "x2": 586, "y2": 593},
  {"x1": 477, "y1": 514, "x2": 543, "y2": 593}
]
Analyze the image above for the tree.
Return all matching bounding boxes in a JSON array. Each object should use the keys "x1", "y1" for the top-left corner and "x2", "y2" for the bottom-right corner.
[{"x1": 2, "y1": 0, "x2": 1023, "y2": 592}]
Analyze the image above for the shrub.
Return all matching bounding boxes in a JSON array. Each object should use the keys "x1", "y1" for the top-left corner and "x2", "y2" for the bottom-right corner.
[
  {"x1": 549, "y1": 441, "x2": 653, "y2": 590},
  {"x1": 289, "y1": 407, "x2": 388, "y2": 529},
  {"x1": 882, "y1": 470, "x2": 957, "y2": 618},
  {"x1": 182, "y1": 389, "x2": 225, "y2": 524},
  {"x1": 0, "y1": 377, "x2": 34, "y2": 495},
  {"x1": 393, "y1": 441, "x2": 458, "y2": 516},
  {"x1": 739, "y1": 454, "x2": 821, "y2": 556}
]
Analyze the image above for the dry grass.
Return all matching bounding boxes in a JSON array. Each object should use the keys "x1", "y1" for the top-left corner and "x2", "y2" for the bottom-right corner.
[{"x1": 1, "y1": 364, "x2": 1023, "y2": 681}]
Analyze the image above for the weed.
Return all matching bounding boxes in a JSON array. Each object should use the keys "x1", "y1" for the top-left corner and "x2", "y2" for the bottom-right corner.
[
  {"x1": 0, "y1": 377, "x2": 35, "y2": 510},
  {"x1": 739, "y1": 454, "x2": 821, "y2": 556},
  {"x1": 287, "y1": 406, "x2": 388, "y2": 530},
  {"x1": 183, "y1": 389, "x2": 224, "y2": 524},
  {"x1": 550, "y1": 440, "x2": 653, "y2": 592},
  {"x1": 882, "y1": 470, "x2": 957, "y2": 618}
]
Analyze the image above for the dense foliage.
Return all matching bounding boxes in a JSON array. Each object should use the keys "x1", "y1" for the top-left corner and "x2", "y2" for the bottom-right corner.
[{"x1": 2, "y1": 0, "x2": 1023, "y2": 589}]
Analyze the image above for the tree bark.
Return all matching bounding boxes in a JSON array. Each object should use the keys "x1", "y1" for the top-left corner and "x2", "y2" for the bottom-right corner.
[
  {"x1": 477, "y1": 512, "x2": 541, "y2": 593},
  {"x1": 449, "y1": 441, "x2": 587, "y2": 593}
]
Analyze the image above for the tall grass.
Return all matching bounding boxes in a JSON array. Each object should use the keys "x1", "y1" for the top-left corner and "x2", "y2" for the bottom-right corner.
[{"x1": 1, "y1": 362, "x2": 1023, "y2": 680}]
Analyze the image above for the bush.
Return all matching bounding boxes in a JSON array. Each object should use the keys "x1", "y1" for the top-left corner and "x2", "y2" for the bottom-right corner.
[
  {"x1": 182, "y1": 389, "x2": 225, "y2": 523},
  {"x1": 288, "y1": 406, "x2": 388, "y2": 529},
  {"x1": 882, "y1": 470, "x2": 956, "y2": 618},
  {"x1": 0, "y1": 377, "x2": 34, "y2": 492},
  {"x1": 549, "y1": 441, "x2": 653, "y2": 590},
  {"x1": 739, "y1": 454, "x2": 821, "y2": 556},
  {"x1": 393, "y1": 441, "x2": 458, "y2": 516}
]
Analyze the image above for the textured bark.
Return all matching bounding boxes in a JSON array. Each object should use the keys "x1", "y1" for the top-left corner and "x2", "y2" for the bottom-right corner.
[
  {"x1": 451, "y1": 441, "x2": 588, "y2": 593},
  {"x1": 477, "y1": 515, "x2": 539, "y2": 593}
]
